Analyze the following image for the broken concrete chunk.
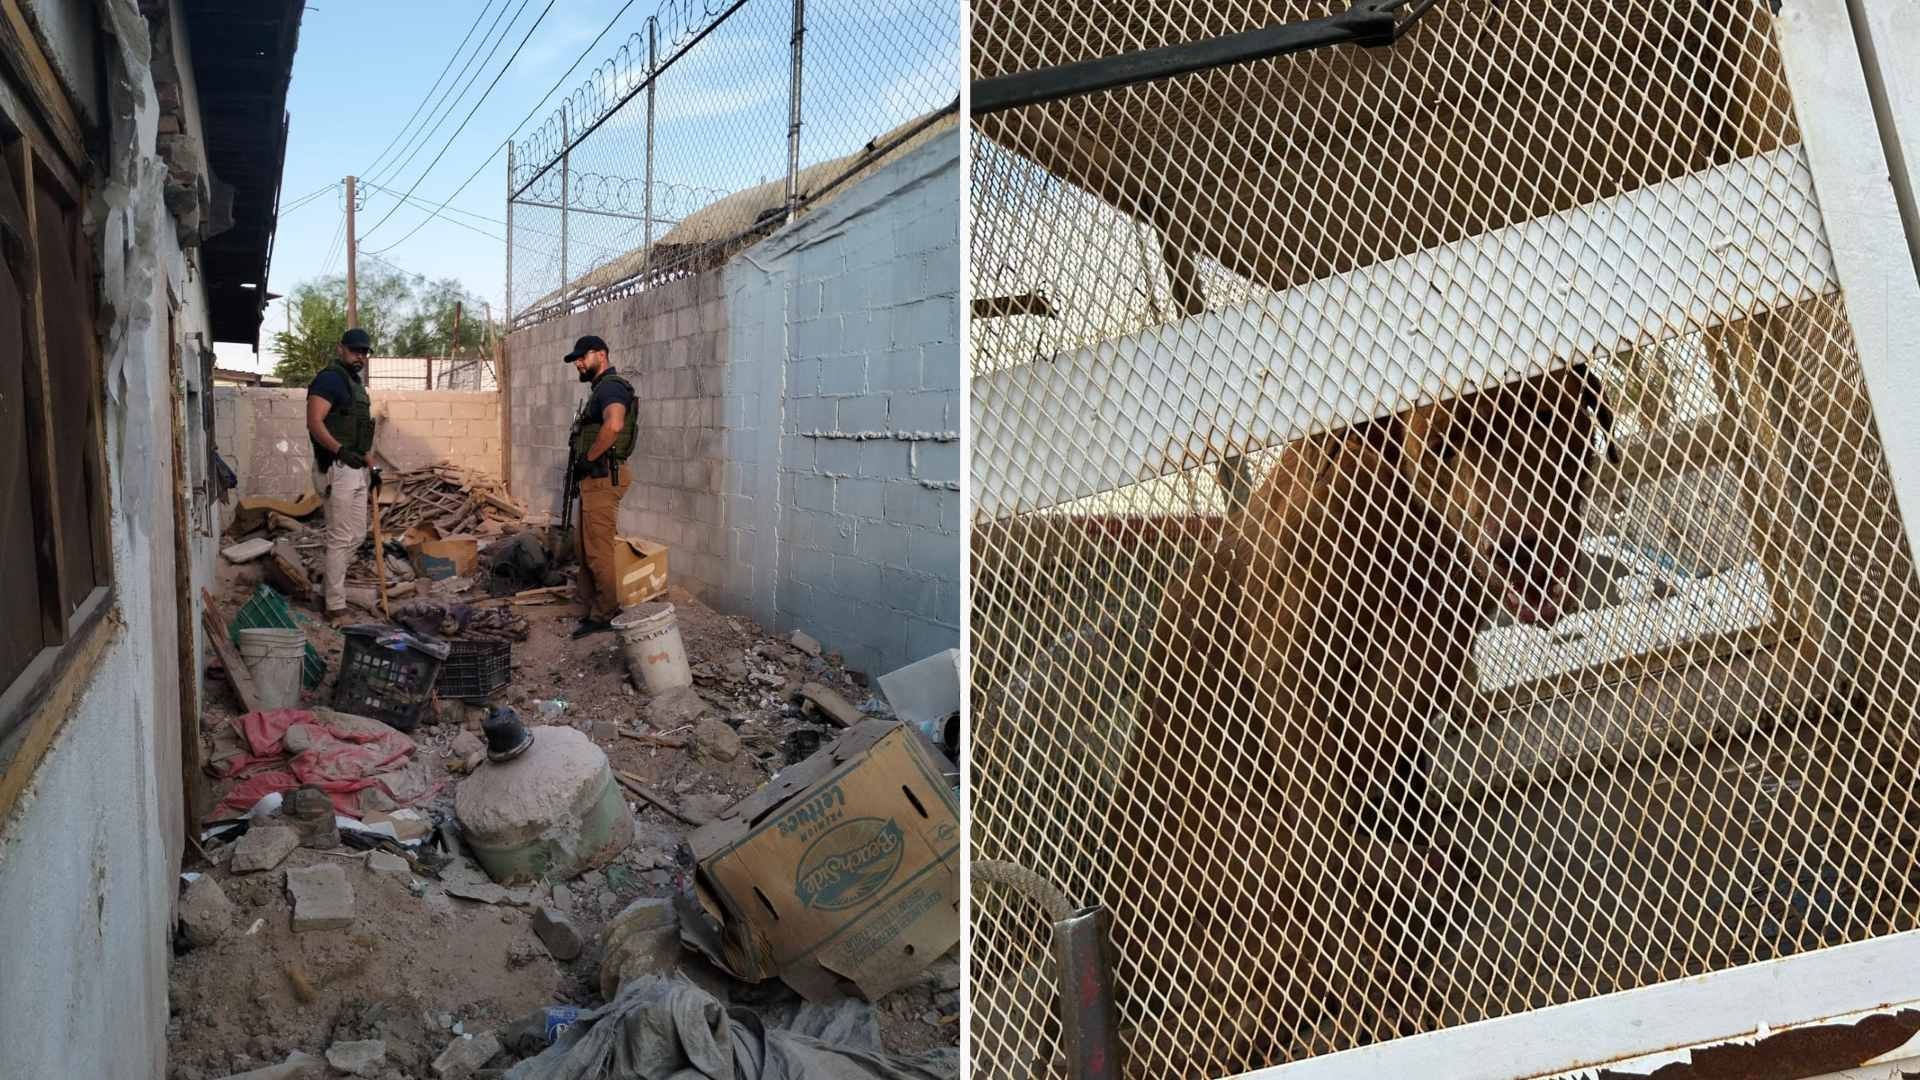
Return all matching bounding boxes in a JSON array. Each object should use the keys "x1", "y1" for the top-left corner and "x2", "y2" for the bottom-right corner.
[
  {"x1": 285, "y1": 863, "x2": 355, "y2": 931},
  {"x1": 678, "y1": 793, "x2": 731, "y2": 826},
  {"x1": 213, "y1": 1049, "x2": 327, "y2": 1079},
  {"x1": 178, "y1": 875, "x2": 235, "y2": 948},
  {"x1": 230, "y1": 825, "x2": 301, "y2": 873},
  {"x1": 362, "y1": 808, "x2": 432, "y2": 842},
  {"x1": 366, "y1": 850, "x2": 410, "y2": 876},
  {"x1": 789, "y1": 630, "x2": 823, "y2": 657},
  {"x1": 445, "y1": 880, "x2": 512, "y2": 906},
  {"x1": 593, "y1": 720, "x2": 620, "y2": 741},
  {"x1": 647, "y1": 685, "x2": 712, "y2": 729},
  {"x1": 599, "y1": 897, "x2": 683, "y2": 999},
  {"x1": 324, "y1": 1039, "x2": 386, "y2": 1077},
  {"x1": 690, "y1": 718, "x2": 741, "y2": 764},
  {"x1": 532, "y1": 906, "x2": 582, "y2": 961},
  {"x1": 449, "y1": 730, "x2": 485, "y2": 759},
  {"x1": 222, "y1": 537, "x2": 275, "y2": 563},
  {"x1": 285, "y1": 785, "x2": 341, "y2": 850},
  {"x1": 798, "y1": 682, "x2": 864, "y2": 728},
  {"x1": 431, "y1": 1031, "x2": 501, "y2": 1078}
]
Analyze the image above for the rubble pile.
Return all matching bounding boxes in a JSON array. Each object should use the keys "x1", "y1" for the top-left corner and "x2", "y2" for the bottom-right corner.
[{"x1": 178, "y1": 468, "x2": 962, "y2": 1080}]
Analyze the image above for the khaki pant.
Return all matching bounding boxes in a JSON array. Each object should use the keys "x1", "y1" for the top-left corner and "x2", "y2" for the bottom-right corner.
[
  {"x1": 576, "y1": 471, "x2": 632, "y2": 621},
  {"x1": 316, "y1": 461, "x2": 370, "y2": 613}
]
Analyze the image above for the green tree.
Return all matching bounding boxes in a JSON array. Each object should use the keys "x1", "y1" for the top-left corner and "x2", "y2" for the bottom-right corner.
[{"x1": 270, "y1": 266, "x2": 495, "y2": 385}]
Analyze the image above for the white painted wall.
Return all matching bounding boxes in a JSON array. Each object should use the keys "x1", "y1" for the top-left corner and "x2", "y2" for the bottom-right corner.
[{"x1": 0, "y1": 2, "x2": 223, "y2": 1076}]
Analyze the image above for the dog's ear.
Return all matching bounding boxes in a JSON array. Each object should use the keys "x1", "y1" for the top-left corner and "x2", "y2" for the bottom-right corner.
[{"x1": 1575, "y1": 365, "x2": 1621, "y2": 465}]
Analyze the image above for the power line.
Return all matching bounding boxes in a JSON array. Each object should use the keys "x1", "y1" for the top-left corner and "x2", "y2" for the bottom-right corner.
[
  {"x1": 364, "y1": 0, "x2": 642, "y2": 255},
  {"x1": 360, "y1": 0, "x2": 501, "y2": 181},
  {"x1": 371, "y1": 0, "x2": 529, "y2": 190},
  {"x1": 360, "y1": 0, "x2": 557, "y2": 245},
  {"x1": 361, "y1": 179, "x2": 632, "y2": 257},
  {"x1": 280, "y1": 182, "x2": 340, "y2": 216}
]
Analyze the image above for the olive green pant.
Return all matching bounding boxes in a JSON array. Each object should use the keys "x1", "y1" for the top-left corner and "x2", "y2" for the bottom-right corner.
[{"x1": 576, "y1": 471, "x2": 632, "y2": 621}]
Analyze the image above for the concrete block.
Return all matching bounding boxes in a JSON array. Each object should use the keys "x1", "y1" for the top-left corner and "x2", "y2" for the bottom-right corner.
[
  {"x1": 792, "y1": 474, "x2": 835, "y2": 512},
  {"x1": 912, "y1": 440, "x2": 960, "y2": 483},
  {"x1": 776, "y1": 578, "x2": 814, "y2": 617},
  {"x1": 178, "y1": 875, "x2": 235, "y2": 947},
  {"x1": 888, "y1": 298, "x2": 953, "y2": 349},
  {"x1": 792, "y1": 547, "x2": 834, "y2": 588},
  {"x1": 883, "y1": 484, "x2": 945, "y2": 529},
  {"x1": 857, "y1": 520, "x2": 913, "y2": 566},
  {"x1": 837, "y1": 477, "x2": 885, "y2": 520},
  {"x1": 921, "y1": 345, "x2": 960, "y2": 391},
  {"x1": 857, "y1": 440, "x2": 910, "y2": 480},
  {"x1": 432, "y1": 1032, "x2": 501, "y2": 1079},
  {"x1": 794, "y1": 316, "x2": 842, "y2": 359},
  {"x1": 819, "y1": 354, "x2": 867, "y2": 397},
  {"x1": 906, "y1": 529, "x2": 961, "y2": 582},
  {"x1": 414, "y1": 400, "x2": 451, "y2": 420},
  {"x1": 837, "y1": 395, "x2": 889, "y2": 434},
  {"x1": 881, "y1": 566, "x2": 948, "y2": 621},
  {"x1": 787, "y1": 357, "x2": 823, "y2": 398},
  {"x1": 791, "y1": 397, "x2": 836, "y2": 431},
  {"x1": 217, "y1": 1050, "x2": 328, "y2": 1079},
  {"x1": 231, "y1": 825, "x2": 300, "y2": 873},
  {"x1": 814, "y1": 438, "x2": 861, "y2": 477},
  {"x1": 904, "y1": 616, "x2": 960, "y2": 661},
  {"x1": 833, "y1": 555, "x2": 884, "y2": 599},
  {"x1": 871, "y1": 348, "x2": 923, "y2": 393},
  {"x1": 383, "y1": 399, "x2": 418, "y2": 420},
  {"x1": 286, "y1": 863, "x2": 355, "y2": 931},
  {"x1": 325, "y1": 1040, "x2": 387, "y2": 1077},
  {"x1": 892, "y1": 391, "x2": 949, "y2": 432}
]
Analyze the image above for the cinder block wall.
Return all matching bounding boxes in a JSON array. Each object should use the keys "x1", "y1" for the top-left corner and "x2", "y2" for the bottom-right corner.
[
  {"x1": 501, "y1": 127, "x2": 960, "y2": 676},
  {"x1": 743, "y1": 130, "x2": 962, "y2": 675},
  {"x1": 211, "y1": 387, "x2": 501, "y2": 501},
  {"x1": 503, "y1": 272, "x2": 734, "y2": 608}
]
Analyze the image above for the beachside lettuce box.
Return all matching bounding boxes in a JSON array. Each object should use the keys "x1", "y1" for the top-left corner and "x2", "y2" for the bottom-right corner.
[{"x1": 683, "y1": 719, "x2": 959, "y2": 1001}]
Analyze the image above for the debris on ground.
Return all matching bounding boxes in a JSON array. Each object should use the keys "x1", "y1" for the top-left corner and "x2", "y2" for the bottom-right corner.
[
  {"x1": 285, "y1": 863, "x2": 355, "y2": 932},
  {"x1": 504, "y1": 975, "x2": 957, "y2": 1080},
  {"x1": 171, "y1": 467, "x2": 955, "y2": 1078},
  {"x1": 178, "y1": 876, "x2": 236, "y2": 948}
]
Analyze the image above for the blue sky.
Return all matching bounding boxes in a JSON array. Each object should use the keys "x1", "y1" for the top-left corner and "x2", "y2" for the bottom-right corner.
[{"x1": 218, "y1": 0, "x2": 958, "y2": 371}]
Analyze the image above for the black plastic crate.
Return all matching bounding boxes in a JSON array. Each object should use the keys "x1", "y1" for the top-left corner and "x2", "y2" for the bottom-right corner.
[
  {"x1": 331, "y1": 625, "x2": 450, "y2": 731},
  {"x1": 439, "y1": 639, "x2": 512, "y2": 701}
]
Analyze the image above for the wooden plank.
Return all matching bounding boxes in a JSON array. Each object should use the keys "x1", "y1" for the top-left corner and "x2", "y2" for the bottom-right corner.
[
  {"x1": 199, "y1": 589, "x2": 263, "y2": 715},
  {"x1": 0, "y1": 0, "x2": 90, "y2": 173},
  {"x1": 168, "y1": 304, "x2": 210, "y2": 832},
  {"x1": 614, "y1": 771, "x2": 697, "y2": 825},
  {"x1": 8, "y1": 138, "x2": 66, "y2": 640},
  {"x1": 0, "y1": 595, "x2": 114, "y2": 825}
]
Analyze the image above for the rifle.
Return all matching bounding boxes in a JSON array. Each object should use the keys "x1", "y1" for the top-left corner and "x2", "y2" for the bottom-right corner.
[{"x1": 557, "y1": 456, "x2": 580, "y2": 560}]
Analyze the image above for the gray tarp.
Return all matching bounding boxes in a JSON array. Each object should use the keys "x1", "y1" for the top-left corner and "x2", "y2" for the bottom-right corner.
[{"x1": 505, "y1": 976, "x2": 958, "y2": 1080}]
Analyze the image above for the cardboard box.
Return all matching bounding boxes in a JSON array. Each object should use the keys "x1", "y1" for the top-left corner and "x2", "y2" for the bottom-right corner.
[
  {"x1": 686, "y1": 720, "x2": 959, "y2": 1001},
  {"x1": 613, "y1": 536, "x2": 669, "y2": 608},
  {"x1": 406, "y1": 537, "x2": 479, "y2": 581}
]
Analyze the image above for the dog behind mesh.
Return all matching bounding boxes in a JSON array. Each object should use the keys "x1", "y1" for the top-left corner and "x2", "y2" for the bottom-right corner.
[{"x1": 1113, "y1": 364, "x2": 1615, "y2": 1070}]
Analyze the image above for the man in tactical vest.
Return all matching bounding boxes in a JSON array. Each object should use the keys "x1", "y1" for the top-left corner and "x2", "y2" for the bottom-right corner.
[
  {"x1": 305, "y1": 327, "x2": 378, "y2": 625},
  {"x1": 564, "y1": 334, "x2": 636, "y2": 639}
]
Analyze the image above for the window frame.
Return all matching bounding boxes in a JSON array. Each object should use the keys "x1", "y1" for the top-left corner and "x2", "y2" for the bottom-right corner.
[{"x1": 0, "y1": 19, "x2": 118, "y2": 818}]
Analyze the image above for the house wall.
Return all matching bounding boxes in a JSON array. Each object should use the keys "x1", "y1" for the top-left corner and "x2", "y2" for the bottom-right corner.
[
  {"x1": 213, "y1": 387, "x2": 502, "y2": 501},
  {"x1": 503, "y1": 129, "x2": 961, "y2": 677},
  {"x1": 0, "y1": 2, "x2": 214, "y2": 1077}
]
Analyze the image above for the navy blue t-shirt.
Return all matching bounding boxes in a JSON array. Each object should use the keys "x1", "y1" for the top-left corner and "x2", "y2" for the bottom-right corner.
[
  {"x1": 581, "y1": 367, "x2": 636, "y2": 467},
  {"x1": 307, "y1": 366, "x2": 357, "y2": 470}
]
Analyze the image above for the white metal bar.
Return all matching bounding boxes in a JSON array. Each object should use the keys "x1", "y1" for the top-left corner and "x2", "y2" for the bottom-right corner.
[
  {"x1": 970, "y1": 147, "x2": 1833, "y2": 521},
  {"x1": 1774, "y1": 0, "x2": 1920, "y2": 594},
  {"x1": 1225, "y1": 929, "x2": 1920, "y2": 1080},
  {"x1": 1846, "y1": 0, "x2": 1920, "y2": 280}
]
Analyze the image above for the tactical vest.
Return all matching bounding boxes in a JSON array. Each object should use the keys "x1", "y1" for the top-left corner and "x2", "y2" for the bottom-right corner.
[
  {"x1": 570, "y1": 370, "x2": 637, "y2": 467},
  {"x1": 319, "y1": 359, "x2": 375, "y2": 459}
]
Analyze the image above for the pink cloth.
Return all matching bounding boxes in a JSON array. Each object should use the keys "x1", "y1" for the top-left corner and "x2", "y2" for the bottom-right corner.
[{"x1": 209, "y1": 707, "x2": 442, "y2": 820}]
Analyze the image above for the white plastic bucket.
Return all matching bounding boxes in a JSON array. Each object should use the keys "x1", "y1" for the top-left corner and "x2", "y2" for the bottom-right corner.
[
  {"x1": 237, "y1": 627, "x2": 306, "y2": 711},
  {"x1": 611, "y1": 602, "x2": 692, "y2": 694}
]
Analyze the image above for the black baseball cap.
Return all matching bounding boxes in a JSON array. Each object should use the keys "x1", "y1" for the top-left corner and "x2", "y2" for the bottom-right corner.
[
  {"x1": 563, "y1": 334, "x2": 609, "y2": 362},
  {"x1": 340, "y1": 327, "x2": 371, "y2": 351}
]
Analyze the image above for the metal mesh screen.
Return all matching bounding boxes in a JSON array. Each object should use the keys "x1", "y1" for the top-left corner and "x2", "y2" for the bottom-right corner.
[
  {"x1": 506, "y1": 0, "x2": 959, "y2": 328},
  {"x1": 966, "y1": 2, "x2": 1920, "y2": 1076}
]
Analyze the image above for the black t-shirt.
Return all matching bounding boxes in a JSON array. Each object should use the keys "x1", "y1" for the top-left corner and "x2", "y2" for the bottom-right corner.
[
  {"x1": 307, "y1": 366, "x2": 357, "y2": 470},
  {"x1": 582, "y1": 367, "x2": 636, "y2": 462}
]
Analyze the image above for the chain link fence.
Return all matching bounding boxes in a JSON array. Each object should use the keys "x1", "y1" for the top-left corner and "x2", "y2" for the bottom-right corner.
[
  {"x1": 506, "y1": 0, "x2": 959, "y2": 328},
  {"x1": 968, "y1": 1, "x2": 1920, "y2": 1076}
]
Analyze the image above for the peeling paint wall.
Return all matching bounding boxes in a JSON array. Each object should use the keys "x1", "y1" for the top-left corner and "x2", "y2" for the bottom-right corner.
[{"x1": 0, "y1": 2, "x2": 222, "y2": 1076}]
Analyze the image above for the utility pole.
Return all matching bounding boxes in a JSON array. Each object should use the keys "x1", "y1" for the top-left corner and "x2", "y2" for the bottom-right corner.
[{"x1": 345, "y1": 174, "x2": 358, "y2": 327}]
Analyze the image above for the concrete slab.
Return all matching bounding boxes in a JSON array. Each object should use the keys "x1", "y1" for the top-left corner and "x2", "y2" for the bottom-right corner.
[{"x1": 285, "y1": 863, "x2": 354, "y2": 931}]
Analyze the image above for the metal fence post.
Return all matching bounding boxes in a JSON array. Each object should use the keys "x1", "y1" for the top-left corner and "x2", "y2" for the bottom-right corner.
[
  {"x1": 785, "y1": 0, "x2": 806, "y2": 222},
  {"x1": 560, "y1": 100, "x2": 571, "y2": 306},
  {"x1": 504, "y1": 140, "x2": 515, "y2": 328},
  {"x1": 645, "y1": 16, "x2": 657, "y2": 258}
]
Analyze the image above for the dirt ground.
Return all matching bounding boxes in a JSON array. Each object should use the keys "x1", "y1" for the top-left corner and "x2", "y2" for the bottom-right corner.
[{"x1": 169, "y1": 556, "x2": 958, "y2": 1079}]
